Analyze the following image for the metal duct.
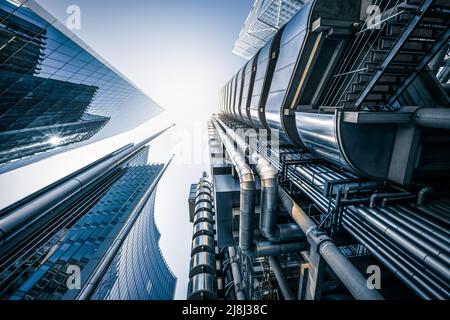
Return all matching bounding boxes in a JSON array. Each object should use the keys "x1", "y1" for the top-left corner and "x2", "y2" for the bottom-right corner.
[
  {"x1": 212, "y1": 117, "x2": 255, "y2": 255},
  {"x1": 212, "y1": 117, "x2": 305, "y2": 258},
  {"x1": 254, "y1": 241, "x2": 308, "y2": 257},
  {"x1": 0, "y1": 125, "x2": 175, "y2": 246},
  {"x1": 269, "y1": 256, "x2": 295, "y2": 300},
  {"x1": 191, "y1": 235, "x2": 215, "y2": 256},
  {"x1": 189, "y1": 252, "x2": 217, "y2": 277},
  {"x1": 187, "y1": 176, "x2": 218, "y2": 300},
  {"x1": 196, "y1": 194, "x2": 213, "y2": 205},
  {"x1": 347, "y1": 205, "x2": 450, "y2": 283},
  {"x1": 193, "y1": 221, "x2": 215, "y2": 238},
  {"x1": 194, "y1": 202, "x2": 213, "y2": 215},
  {"x1": 214, "y1": 117, "x2": 303, "y2": 243},
  {"x1": 278, "y1": 187, "x2": 384, "y2": 300},
  {"x1": 196, "y1": 187, "x2": 212, "y2": 197},
  {"x1": 187, "y1": 273, "x2": 218, "y2": 300},
  {"x1": 193, "y1": 211, "x2": 214, "y2": 225}
]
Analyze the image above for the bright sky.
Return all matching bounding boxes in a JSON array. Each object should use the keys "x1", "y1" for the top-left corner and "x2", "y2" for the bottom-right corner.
[{"x1": 0, "y1": 0, "x2": 253, "y2": 299}]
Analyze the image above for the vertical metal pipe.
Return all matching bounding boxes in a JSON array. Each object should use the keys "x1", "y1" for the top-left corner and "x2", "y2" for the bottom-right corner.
[
  {"x1": 278, "y1": 187, "x2": 384, "y2": 300},
  {"x1": 215, "y1": 117, "x2": 303, "y2": 242},
  {"x1": 228, "y1": 246, "x2": 246, "y2": 300}
]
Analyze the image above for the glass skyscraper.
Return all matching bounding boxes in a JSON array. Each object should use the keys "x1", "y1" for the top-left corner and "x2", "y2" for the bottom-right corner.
[
  {"x1": 0, "y1": 133, "x2": 176, "y2": 300},
  {"x1": 0, "y1": 0, "x2": 162, "y2": 169},
  {"x1": 92, "y1": 191, "x2": 177, "y2": 300}
]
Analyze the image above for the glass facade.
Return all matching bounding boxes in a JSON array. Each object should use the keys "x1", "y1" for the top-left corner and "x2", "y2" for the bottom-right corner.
[
  {"x1": 0, "y1": 0, "x2": 162, "y2": 167},
  {"x1": 92, "y1": 191, "x2": 177, "y2": 300},
  {"x1": 232, "y1": 0, "x2": 305, "y2": 59},
  {"x1": 0, "y1": 147, "x2": 176, "y2": 300}
]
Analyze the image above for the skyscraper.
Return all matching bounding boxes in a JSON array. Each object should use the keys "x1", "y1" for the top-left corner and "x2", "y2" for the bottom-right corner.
[
  {"x1": 188, "y1": 0, "x2": 450, "y2": 301},
  {"x1": 0, "y1": 0, "x2": 163, "y2": 170},
  {"x1": 0, "y1": 127, "x2": 176, "y2": 300}
]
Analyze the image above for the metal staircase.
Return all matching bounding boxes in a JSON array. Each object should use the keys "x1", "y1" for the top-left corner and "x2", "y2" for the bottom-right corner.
[{"x1": 323, "y1": 0, "x2": 450, "y2": 109}]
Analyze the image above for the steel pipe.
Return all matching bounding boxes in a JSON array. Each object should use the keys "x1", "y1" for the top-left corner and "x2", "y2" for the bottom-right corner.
[
  {"x1": 228, "y1": 246, "x2": 246, "y2": 300},
  {"x1": 215, "y1": 117, "x2": 303, "y2": 243},
  {"x1": 278, "y1": 187, "x2": 384, "y2": 300},
  {"x1": 343, "y1": 211, "x2": 449, "y2": 299},
  {"x1": 268, "y1": 256, "x2": 295, "y2": 300},
  {"x1": 414, "y1": 108, "x2": 450, "y2": 130},
  {"x1": 212, "y1": 118, "x2": 305, "y2": 258},
  {"x1": 349, "y1": 206, "x2": 450, "y2": 282}
]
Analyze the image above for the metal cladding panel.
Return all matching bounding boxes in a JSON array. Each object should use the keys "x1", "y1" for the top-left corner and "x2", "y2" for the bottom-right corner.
[
  {"x1": 196, "y1": 186, "x2": 212, "y2": 197},
  {"x1": 296, "y1": 111, "x2": 397, "y2": 180},
  {"x1": 231, "y1": 74, "x2": 238, "y2": 118},
  {"x1": 195, "y1": 194, "x2": 213, "y2": 205},
  {"x1": 194, "y1": 202, "x2": 213, "y2": 214},
  {"x1": 264, "y1": 1, "x2": 313, "y2": 131},
  {"x1": 193, "y1": 221, "x2": 214, "y2": 238},
  {"x1": 193, "y1": 211, "x2": 214, "y2": 225},
  {"x1": 240, "y1": 57, "x2": 258, "y2": 124},
  {"x1": 187, "y1": 273, "x2": 217, "y2": 300},
  {"x1": 296, "y1": 112, "x2": 345, "y2": 168},
  {"x1": 189, "y1": 252, "x2": 216, "y2": 277},
  {"x1": 234, "y1": 69, "x2": 244, "y2": 120},
  {"x1": 249, "y1": 38, "x2": 273, "y2": 127},
  {"x1": 191, "y1": 235, "x2": 215, "y2": 256}
]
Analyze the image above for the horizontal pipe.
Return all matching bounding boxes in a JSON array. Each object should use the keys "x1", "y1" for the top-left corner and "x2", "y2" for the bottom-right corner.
[
  {"x1": 348, "y1": 206, "x2": 450, "y2": 282},
  {"x1": 414, "y1": 108, "x2": 450, "y2": 130},
  {"x1": 254, "y1": 240, "x2": 308, "y2": 257},
  {"x1": 343, "y1": 215, "x2": 436, "y2": 299},
  {"x1": 380, "y1": 206, "x2": 450, "y2": 253},
  {"x1": 0, "y1": 125, "x2": 174, "y2": 245},
  {"x1": 343, "y1": 211, "x2": 449, "y2": 300},
  {"x1": 278, "y1": 187, "x2": 384, "y2": 300}
]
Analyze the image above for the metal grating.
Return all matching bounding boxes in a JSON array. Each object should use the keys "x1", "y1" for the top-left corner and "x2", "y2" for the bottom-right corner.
[{"x1": 233, "y1": 0, "x2": 305, "y2": 59}]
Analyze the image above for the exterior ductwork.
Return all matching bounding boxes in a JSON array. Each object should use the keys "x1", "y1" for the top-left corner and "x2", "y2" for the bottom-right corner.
[
  {"x1": 193, "y1": 222, "x2": 215, "y2": 238},
  {"x1": 278, "y1": 187, "x2": 384, "y2": 300},
  {"x1": 345, "y1": 205, "x2": 450, "y2": 284},
  {"x1": 228, "y1": 246, "x2": 246, "y2": 300},
  {"x1": 214, "y1": 117, "x2": 304, "y2": 243},
  {"x1": 414, "y1": 108, "x2": 450, "y2": 130},
  {"x1": 212, "y1": 117, "x2": 305, "y2": 258},
  {"x1": 269, "y1": 256, "x2": 295, "y2": 300},
  {"x1": 187, "y1": 273, "x2": 218, "y2": 300},
  {"x1": 191, "y1": 235, "x2": 215, "y2": 255},
  {"x1": 0, "y1": 125, "x2": 175, "y2": 246},
  {"x1": 187, "y1": 176, "x2": 218, "y2": 300}
]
